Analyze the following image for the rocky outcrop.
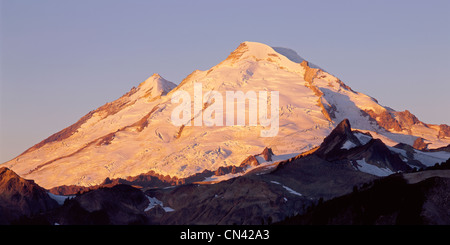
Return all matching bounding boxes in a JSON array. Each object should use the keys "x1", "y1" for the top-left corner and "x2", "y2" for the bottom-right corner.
[
  {"x1": 393, "y1": 143, "x2": 416, "y2": 159},
  {"x1": 205, "y1": 147, "x2": 274, "y2": 177},
  {"x1": 0, "y1": 167, "x2": 58, "y2": 224},
  {"x1": 214, "y1": 165, "x2": 244, "y2": 176},
  {"x1": 364, "y1": 109, "x2": 403, "y2": 132},
  {"x1": 438, "y1": 124, "x2": 450, "y2": 139},
  {"x1": 413, "y1": 137, "x2": 430, "y2": 151},
  {"x1": 260, "y1": 147, "x2": 274, "y2": 161},
  {"x1": 300, "y1": 60, "x2": 320, "y2": 83},
  {"x1": 396, "y1": 110, "x2": 421, "y2": 128},
  {"x1": 314, "y1": 119, "x2": 361, "y2": 159},
  {"x1": 363, "y1": 109, "x2": 430, "y2": 134},
  {"x1": 239, "y1": 155, "x2": 259, "y2": 168},
  {"x1": 300, "y1": 60, "x2": 336, "y2": 122},
  {"x1": 223, "y1": 42, "x2": 249, "y2": 64}
]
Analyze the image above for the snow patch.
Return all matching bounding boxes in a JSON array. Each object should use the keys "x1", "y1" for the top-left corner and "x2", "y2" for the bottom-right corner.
[
  {"x1": 413, "y1": 150, "x2": 450, "y2": 167},
  {"x1": 388, "y1": 146, "x2": 450, "y2": 167},
  {"x1": 145, "y1": 196, "x2": 175, "y2": 212},
  {"x1": 388, "y1": 147, "x2": 410, "y2": 163},
  {"x1": 282, "y1": 185, "x2": 303, "y2": 197},
  {"x1": 354, "y1": 132, "x2": 372, "y2": 145},
  {"x1": 270, "y1": 181, "x2": 302, "y2": 196},
  {"x1": 47, "y1": 192, "x2": 75, "y2": 205},
  {"x1": 354, "y1": 159, "x2": 394, "y2": 177},
  {"x1": 341, "y1": 140, "x2": 357, "y2": 150}
]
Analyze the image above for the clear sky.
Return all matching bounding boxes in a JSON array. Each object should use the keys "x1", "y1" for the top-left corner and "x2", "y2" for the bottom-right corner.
[{"x1": 1, "y1": 0, "x2": 449, "y2": 162}]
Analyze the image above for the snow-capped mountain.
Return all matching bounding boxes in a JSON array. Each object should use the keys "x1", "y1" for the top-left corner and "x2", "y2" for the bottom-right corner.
[{"x1": 3, "y1": 41, "x2": 450, "y2": 189}]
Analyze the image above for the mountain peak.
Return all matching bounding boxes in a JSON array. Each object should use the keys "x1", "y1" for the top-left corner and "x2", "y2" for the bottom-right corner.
[
  {"x1": 139, "y1": 73, "x2": 167, "y2": 87},
  {"x1": 224, "y1": 41, "x2": 273, "y2": 62},
  {"x1": 236, "y1": 41, "x2": 291, "y2": 60},
  {"x1": 151, "y1": 73, "x2": 162, "y2": 78},
  {"x1": 315, "y1": 119, "x2": 362, "y2": 158},
  {"x1": 0, "y1": 167, "x2": 58, "y2": 223},
  {"x1": 220, "y1": 41, "x2": 305, "y2": 73},
  {"x1": 335, "y1": 118, "x2": 352, "y2": 134},
  {"x1": 138, "y1": 73, "x2": 176, "y2": 98}
]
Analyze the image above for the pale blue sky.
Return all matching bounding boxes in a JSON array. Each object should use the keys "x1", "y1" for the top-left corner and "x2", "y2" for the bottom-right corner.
[{"x1": 1, "y1": 0, "x2": 449, "y2": 162}]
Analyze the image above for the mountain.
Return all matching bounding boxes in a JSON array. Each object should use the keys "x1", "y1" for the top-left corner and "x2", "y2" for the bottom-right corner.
[
  {"x1": 0, "y1": 167, "x2": 58, "y2": 224},
  {"x1": 3, "y1": 41, "x2": 450, "y2": 189}
]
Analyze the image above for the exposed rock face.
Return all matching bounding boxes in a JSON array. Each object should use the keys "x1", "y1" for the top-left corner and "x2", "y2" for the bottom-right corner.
[
  {"x1": 300, "y1": 60, "x2": 320, "y2": 83},
  {"x1": 364, "y1": 109, "x2": 403, "y2": 132},
  {"x1": 0, "y1": 167, "x2": 58, "y2": 224},
  {"x1": 397, "y1": 110, "x2": 421, "y2": 128},
  {"x1": 214, "y1": 165, "x2": 243, "y2": 176},
  {"x1": 315, "y1": 119, "x2": 361, "y2": 159},
  {"x1": 300, "y1": 60, "x2": 335, "y2": 122},
  {"x1": 363, "y1": 108, "x2": 436, "y2": 135},
  {"x1": 413, "y1": 137, "x2": 430, "y2": 151},
  {"x1": 438, "y1": 124, "x2": 450, "y2": 139},
  {"x1": 260, "y1": 147, "x2": 274, "y2": 161},
  {"x1": 239, "y1": 155, "x2": 259, "y2": 168},
  {"x1": 223, "y1": 42, "x2": 249, "y2": 64}
]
